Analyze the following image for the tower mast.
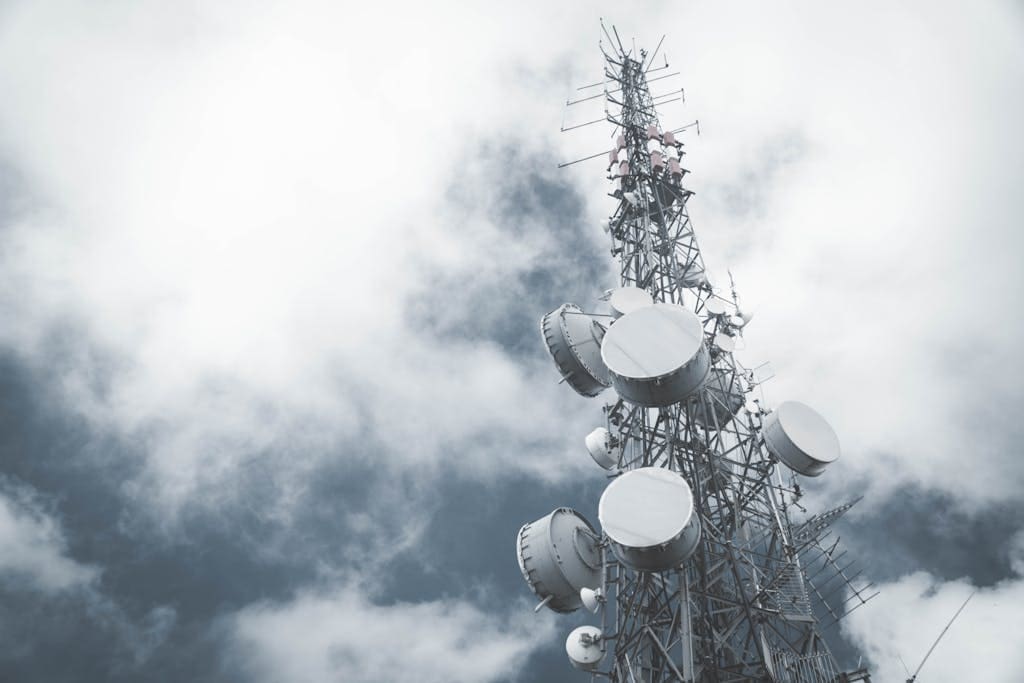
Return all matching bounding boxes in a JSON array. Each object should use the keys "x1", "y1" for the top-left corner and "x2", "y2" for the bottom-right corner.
[{"x1": 517, "y1": 27, "x2": 875, "y2": 682}]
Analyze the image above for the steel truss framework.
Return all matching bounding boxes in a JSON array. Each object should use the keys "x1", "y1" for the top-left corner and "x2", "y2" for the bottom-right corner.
[{"x1": 579, "y1": 32, "x2": 875, "y2": 683}]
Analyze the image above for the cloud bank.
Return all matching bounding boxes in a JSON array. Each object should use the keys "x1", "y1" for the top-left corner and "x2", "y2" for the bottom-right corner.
[{"x1": 225, "y1": 588, "x2": 555, "y2": 683}]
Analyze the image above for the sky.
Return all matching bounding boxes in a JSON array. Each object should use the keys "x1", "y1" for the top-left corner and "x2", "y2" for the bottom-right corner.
[{"x1": 0, "y1": 1, "x2": 1023, "y2": 681}]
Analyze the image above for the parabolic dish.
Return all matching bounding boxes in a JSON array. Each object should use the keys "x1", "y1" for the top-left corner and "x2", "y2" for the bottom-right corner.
[
  {"x1": 598, "y1": 467, "x2": 701, "y2": 571},
  {"x1": 584, "y1": 427, "x2": 620, "y2": 470},
  {"x1": 540, "y1": 303, "x2": 610, "y2": 397},
  {"x1": 762, "y1": 401, "x2": 840, "y2": 477},
  {"x1": 713, "y1": 332, "x2": 736, "y2": 353},
  {"x1": 704, "y1": 298, "x2": 728, "y2": 316},
  {"x1": 600, "y1": 303, "x2": 709, "y2": 407},
  {"x1": 565, "y1": 625, "x2": 603, "y2": 671},
  {"x1": 607, "y1": 286, "x2": 654, "y2": 318},
  {"x1": 516, "y1": 508, "x2": 602, "y2": 613}
]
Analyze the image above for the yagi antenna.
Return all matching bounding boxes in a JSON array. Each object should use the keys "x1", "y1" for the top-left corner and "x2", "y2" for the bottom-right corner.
[
  {"x1": 642, "y1": 34, "x2": 666, "y2": 72},
  {"x1": 905, "y1": 590, "x2": 975, "y2": 682}
]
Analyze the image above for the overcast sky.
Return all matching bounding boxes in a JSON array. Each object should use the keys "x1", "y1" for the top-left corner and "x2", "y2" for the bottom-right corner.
[{"x1": 1, "y1": 1, "x2": 1023, "y2": 681}]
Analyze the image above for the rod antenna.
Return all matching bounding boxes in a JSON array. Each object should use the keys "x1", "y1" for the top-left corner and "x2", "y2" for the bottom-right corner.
[{"x1": 907, "y1": 590, "x2": 975, "y2": 682}]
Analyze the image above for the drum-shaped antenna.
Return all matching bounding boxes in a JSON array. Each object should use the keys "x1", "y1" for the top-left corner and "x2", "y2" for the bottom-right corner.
[
  {"x1": 598, "y1": 468, "x2": 701, "y2": 572},
  {"x1": 762, "y1": 401, "x2": 840, "y2": 477},
  {"x1": 606, "y1": 286, "x2": 653, "y2": 319},
  {"x1": 713, "y1": 332, "x2": 736, "y2": 354},
  {"x1": 565, "y1": 625, "x2": 603, "y2": 671},
  {"x1": 704, "y1": 297, "x2": 728, "y2": 316},
  {"x1": 584, "y1": 427, "x2": 620, "y2": 470},
  {"x1": 601, "y1": 303, "x2": 710, "y2": 407},
  {"x1": 516, "y1": 508, "x2": 602, "y2": 613},
  {"x1": 540, "y1": 304, "x2": 610, "y2": 397}
]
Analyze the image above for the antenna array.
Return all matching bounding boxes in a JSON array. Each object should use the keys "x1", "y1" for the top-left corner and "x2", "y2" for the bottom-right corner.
[{"x1": 515, "y1": 25, "x2": 877, "y2": 682}]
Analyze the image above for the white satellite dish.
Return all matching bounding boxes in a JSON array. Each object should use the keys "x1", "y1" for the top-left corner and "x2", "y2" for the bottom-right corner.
[
  {"x1": 704, "y1": 297, "x2": 728, "y2": 316},
  {"x1": 584, "y1": 427, "x2": 620, "y2": 470},
  {"x1": 540, "y1": 304, "x2": 610, "y2": 397},
  {"x1": 606, "y1": 286, "x2": 653, "y2": 319},
  {"x1": 565, "y1": 625, "x2": 603, "y2": 671},
  {"x1": 580, "y1": 586, "x2": 603, "y2": 613},
  {"x1": 713, "y1": 332, "x2": 736, "y2": 354},
  {"x1": 516, "y1": 508, "x2": 602, "y2": 613},
  {"x1": 598, "y1": 467, "x2": 701, "y2": 572},
  {"x1": 601, "y1": 303, "x2": 710, "y2": 407},
  {"x1": 623, "y1": 191, "x2": 639, "y2": 206},
  {"x1": 762, "y1": 401, "x2": 840, "y2": 477}
]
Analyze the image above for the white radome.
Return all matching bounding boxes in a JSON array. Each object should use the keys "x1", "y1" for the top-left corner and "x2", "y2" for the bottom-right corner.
[
  {"x1": 584, "y1": 427, "x2": 620, "y2": 470},
  {"x1": 606, "y1": 286, "x2": 653, "y2": 318},
  {"x1": 761, "y1": 401, "x2": 840, "y2": 477},
  {"x1": 565, "y1": 625, "x2": 604, "y2": 671},
  {"x1": 600, "y1": 303, "x2": 710, "y2": 407},
  {"x1": 598, "y1": 467, "x2": 701, "y2": 572}
]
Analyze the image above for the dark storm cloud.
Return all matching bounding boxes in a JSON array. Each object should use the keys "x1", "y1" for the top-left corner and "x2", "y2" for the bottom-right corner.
[{"x1": 840, "y1": 487, "x2": 1024, "y2": 587}]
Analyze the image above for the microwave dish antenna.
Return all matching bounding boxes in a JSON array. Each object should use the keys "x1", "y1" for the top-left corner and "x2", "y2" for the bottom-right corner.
[
  {"x1": 516, "y1": 508, "x2": 602, "y2": 614},
  {"x1": 605, "y1": 286, "x2": 654, "y2": 318},
  {"x1": 600, "y1": 303, "x2": 710, "y2": 407},
  {"x1": 541, "y1": 303, "x2": 610, "y2": 397}
]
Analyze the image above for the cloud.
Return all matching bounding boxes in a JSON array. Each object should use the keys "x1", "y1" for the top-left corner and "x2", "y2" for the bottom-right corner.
[
  {"x1": 224, "y1": 587, "x2": 556, "y2": 683},
  {"x1": 0, "y1": 0, "x2": 616, "y2": 523},
  {"x1": 0, "y1": 477, "x2": 97, "y2": 591},
  {"x1": 0, "y1": 477, "x2": 177, "y2": 672},
  {"x1": 677, "y1": 1, "x2": 1024, "y2": 508},
  {"x1": 842, "y1": 567, "x2": 1024, "y2": 682}
]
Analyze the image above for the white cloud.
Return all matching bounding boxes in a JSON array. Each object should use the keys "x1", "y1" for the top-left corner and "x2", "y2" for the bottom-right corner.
[
  {"x1": 0, "y1": 0, "x2": 608, "y2": 517},
  {"x1": 0, "y1": 479, "x2": 97, "y2": 592},
  {"x1": 843, "y1": 568, "x2": 1024, "y2": 682},
  {"x1": 665, "y1": 1, "x2": 1024, "y2": 507},
  {"x1": 225, "y1": 587, "x2": 557, "y2": 683}
]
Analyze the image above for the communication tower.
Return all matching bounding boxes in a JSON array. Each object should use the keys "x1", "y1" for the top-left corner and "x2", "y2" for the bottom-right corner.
[{"x1": 516, "y1": 25, "x2": 877, "y2": 682}]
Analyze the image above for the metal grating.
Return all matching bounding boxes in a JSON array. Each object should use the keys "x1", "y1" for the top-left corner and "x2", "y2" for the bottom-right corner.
[
  {"x1": 771, "y1": 649, "x2": 842, "y2": 683},
  {"x1": 773, "y1": 563, "x2": 813, "y2": 621}
]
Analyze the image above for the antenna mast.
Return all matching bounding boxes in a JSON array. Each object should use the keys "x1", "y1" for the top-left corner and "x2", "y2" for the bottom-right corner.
[
  {"x1": 906, "y1": 591, "x2": 974, "y2": 682},
  {"x1": 516, "y1": 25, "x2": 875, "y2": 682}
]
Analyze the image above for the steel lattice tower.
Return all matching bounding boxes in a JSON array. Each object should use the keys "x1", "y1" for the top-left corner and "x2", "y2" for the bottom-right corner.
[{"x1": 516, "y1": 28, "x2": 875, "y2": 683}]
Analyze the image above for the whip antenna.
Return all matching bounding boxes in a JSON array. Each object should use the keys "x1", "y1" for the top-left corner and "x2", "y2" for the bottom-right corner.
[{"x1": 906, "y1": 590, "x2": 975, "y2": 682}]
